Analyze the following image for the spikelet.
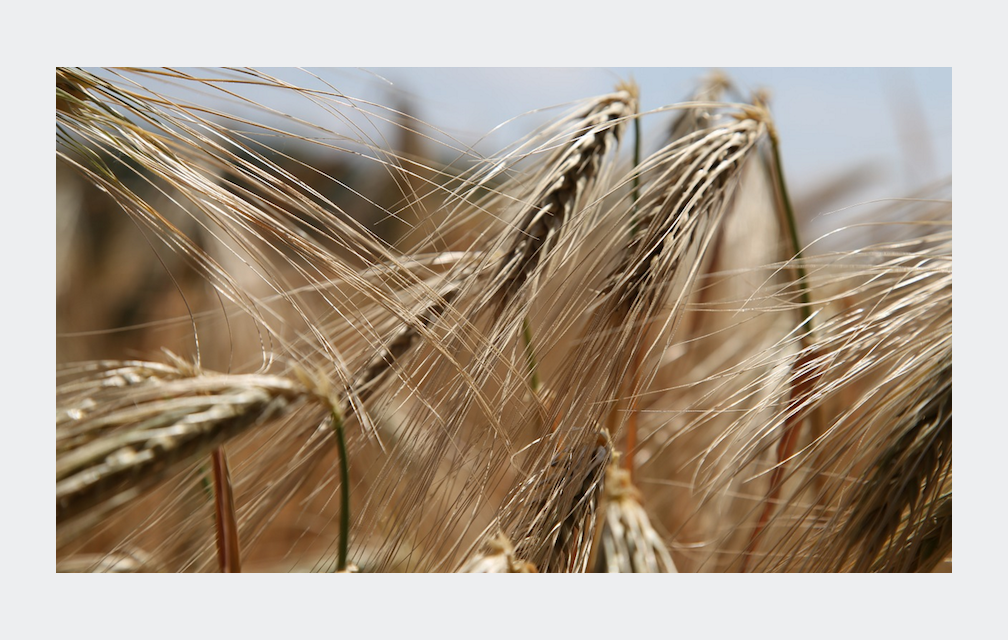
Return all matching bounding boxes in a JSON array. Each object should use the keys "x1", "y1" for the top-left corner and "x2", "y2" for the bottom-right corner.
[
  {"x1": 590, "y1": 463, "x2": 677, "y2": 573},
  {"x1": 835, "y1": 365, "x2": 951, "y2": 572},
  {"x1": 350, "y1": 88, "x2": 637, "y2": 419},
  {"x1": 459, "y1": 533, "x2": 537, "y2": 573},
  {"x1": 625, "y1": 91, "x2": 790, "y2": 572},
  {"x1": 604, "y1": 110, "x2": 767, "y2": 315},
  {"x1": 667, "y1": 70, "x2": 734, "y2": 143}
]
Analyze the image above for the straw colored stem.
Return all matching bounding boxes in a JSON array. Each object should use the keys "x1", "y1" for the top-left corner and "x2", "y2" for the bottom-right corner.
[{"x1": 211, "y1": 447, "x2": 241, "y2": 573}]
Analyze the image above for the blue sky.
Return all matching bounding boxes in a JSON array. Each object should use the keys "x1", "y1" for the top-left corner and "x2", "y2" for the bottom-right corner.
[
  {"x1": 257, "y1": 67, "x2": 951, "y2": 199},
  {"x1": 92, "y1": 67, "x2": 951, "y2": 226}
]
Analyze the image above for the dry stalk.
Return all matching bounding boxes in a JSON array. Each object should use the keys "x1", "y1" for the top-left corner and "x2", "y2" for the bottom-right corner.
[{"x1": 210, "y1": 447, "x2": 241, "y2": 572}]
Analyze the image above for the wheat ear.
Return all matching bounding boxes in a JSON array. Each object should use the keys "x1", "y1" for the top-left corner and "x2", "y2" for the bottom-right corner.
[
  {"x1": 491, "y1": 86, "x2": 638, "y2": 303},
  {"x1": 589, "y1": 462, "x2": 677, "y2": 572},
  {"x1": 56, "y1": 357, "x2": 341, "y2": 538}
]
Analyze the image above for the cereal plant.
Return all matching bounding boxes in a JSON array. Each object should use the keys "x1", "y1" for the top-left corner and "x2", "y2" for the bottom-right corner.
[{"x1": 56, "y1": 68, "x2": 951, "y2": 573}]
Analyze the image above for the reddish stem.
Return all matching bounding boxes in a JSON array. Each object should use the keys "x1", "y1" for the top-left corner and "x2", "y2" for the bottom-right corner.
[
  {"x1": 742, "y1": 350, "x2": 817, "y2": 572},
  {"x1": 211, "y1": 447, "x2": 241, "y2": 573}
]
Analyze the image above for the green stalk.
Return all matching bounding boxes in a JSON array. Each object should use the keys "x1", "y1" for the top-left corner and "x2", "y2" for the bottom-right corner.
[
  {"x1": 198, "y1": 465, "x2": 214, "y2": 501},
  {"x1": 743, "y1": 120, "x2": 824, "y2": 572},
  {"x1": 332, "y1": 410, "x2": 350, "y2": 571},
  {"x1": 631, "y1": 115, "x2": 642, "y2": 234},
  {"x1": 767, "y1": 129, "x2": 813, "y2": 330}
]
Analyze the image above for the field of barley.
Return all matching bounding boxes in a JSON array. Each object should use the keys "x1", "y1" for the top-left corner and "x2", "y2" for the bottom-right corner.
[{"x1": 56, "y1": 67, "x2": 951, "y2": 580}]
